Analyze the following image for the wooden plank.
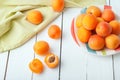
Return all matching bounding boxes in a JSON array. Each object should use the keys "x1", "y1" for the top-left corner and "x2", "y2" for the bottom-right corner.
[
  {"x1": 0, "y1": 52, "x2": 8, "y2": 80},
  {"x1": 60, "y1": 8, "x2": 87, "y2": 80},
  {"x1": 110, "y1": 0, "x2": 120, "y2": 9},
  {"x1": 113, "y1": 54, "x2": 120, "y2": 80},
  {"x1": 5, "y1": 37, "x2": 35, "y2": 80},
  {"x1": 87, "y1": 55, "x2": 113, "y2": 80},
  {"x1": 87, "y1": 0, "x2": 114, "y2": 80},
  {"x1": 110, "y1": 0, "x2": 120, "y2": 80},
  {"x1": 32, "y1": 14, "x2": 62, "y2": 80}
]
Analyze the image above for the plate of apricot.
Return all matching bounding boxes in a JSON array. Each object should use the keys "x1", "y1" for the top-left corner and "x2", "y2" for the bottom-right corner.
[{"x1": 71, "y1": 5, "x2": 120, "y2": 56}]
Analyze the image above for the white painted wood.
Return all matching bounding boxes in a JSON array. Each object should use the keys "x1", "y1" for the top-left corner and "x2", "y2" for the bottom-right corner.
[
  {"x1": 87, "y1": 55, "x2": 113, "y2": 80},
  {"x1": 5, "y1": 37, "x2": 35, "y2": 80},
  {"x1": 110, "y1": 0, "x2": 120, "y2": 9},
  {"x1": 110, "y1": 0, "x2": 120, "y2": 80},
  {"x1": 106, "y1": 0, "x2": 110, "y2": 5},
  {"x1": 113, "y1": 53, "x2": 120, "y2": 80},
  {"x1": 32, "y1": 14, "x2": 62, "y2": 80},
  {"x1": 0, "y1": 52, "x2": 8, "y2": 80},
  {"x1": 60, "y1": 8, "x2": 87, "y2": 80}
]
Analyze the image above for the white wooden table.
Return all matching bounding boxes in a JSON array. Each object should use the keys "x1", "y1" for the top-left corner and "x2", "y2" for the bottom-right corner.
[{"x1": 0, "y1": 0, "x2": 120, "y2": 80}]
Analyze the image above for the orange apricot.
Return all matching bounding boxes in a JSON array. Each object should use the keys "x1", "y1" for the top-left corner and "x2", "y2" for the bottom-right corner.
[
  {"x1": 48, "y1": 25, "x2": 61, "y2": 39},
  {"x1": 51, "y1": 0, "x2": 64, "y2": 12},
  {"x1": 105, "y1": 34, "x2": 120, "y2": 49},
  {"x1": 82, "y1": 14, "x2": 98, "y2": 30},
  {"x1": 86, "y1": 6, "x2": 102, "y2": 17},
  {"x1": 88, "y1": 34, "x2": 105, "y2": 50},
  {"x1": 26, "y1": 10, "x2": 43, "y2": 25},
  {"x1": 102, "y1": 9, "x2": 115, "y2": 22},
  {"x1": 96, "y1": 21, "x2": 112, "y2": 37},
  {"x1": 97, "y1": 17, "x2": 104, "y2": 23},
  {"x1": 75, "y1": 14, "x2": 86, "y2": 28},
  {"x1": 29, "y1": 58, "x2": 44, "y2": 74},
  {"x1": 77, "y1": 27, "x2": 92, "y2": 43},
  {"x1": 44, "y1": 53, "x2": 59, "y2": 68},
  {"x1": 33, "y1": 41, "x2": 50, "y2": 55},
  {"x1": 109, "y1": 20, "x2": 120, "y2": 35}
]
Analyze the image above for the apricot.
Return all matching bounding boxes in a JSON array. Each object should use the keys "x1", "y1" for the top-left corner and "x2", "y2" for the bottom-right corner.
[
  {"x1": 33, "y1": 41, "x2": 50, "y2": 55},
  {"x1": 105, "y1": 34, "x2": 120, "y2": 49},
  {"x1": 82, "y1": 14, "x2": 98, "y2": 30},
  {"x1": 88, "y1": 34, "x2": 105, "y2": 50},
  {"x1": 75, "y1": 14, "x2": 86, "y2": 28},
  {"x1": 96, "y1": 22, "x2": 112, "y2": 37},
  {"x1": 102, "y1": 9, "x2": 115, "y2": 22},
  {"x1": 77, "y1": 27, "x2": 92, "y2": 43},
  {"x1": 48, "y1": 25, "x2": 61, "y2": 39},
  {"x1": 29, "y1": 58, "x2": 44, "y2": 74},
  {"x1": 97, "y1": 17, "x2": 104, "y2": 23},
  {"x1": 26, "y1": 10, "x2": 43, "y2": 25},
  {"x1": 51, "y1": 0, "x2": 64, "y2": 12},
  {"x1": 86, "y1": 6, "x2": 102, "y2": 17},
  {"x1": 44, "y1": 53, "x2": 59, "y2": 68},
  {"x1": 109, "y1": 20, "x2": 120, "y2": 35}
]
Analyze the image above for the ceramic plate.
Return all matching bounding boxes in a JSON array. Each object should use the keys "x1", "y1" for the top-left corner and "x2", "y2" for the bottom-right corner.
[{"x1": 71, "y1": 5, "x2": 120, "y2": 56}]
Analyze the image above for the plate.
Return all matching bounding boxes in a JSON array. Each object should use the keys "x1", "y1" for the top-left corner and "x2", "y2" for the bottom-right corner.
[{"x1": 71, "y1": 5, "x2": 120, "y2": 56}]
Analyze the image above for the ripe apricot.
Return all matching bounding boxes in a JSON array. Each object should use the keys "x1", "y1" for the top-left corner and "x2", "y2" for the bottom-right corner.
[
  {"x1": 105, "y1": 34, "x2": 120, "y2": 49},
  {"x1": 102, "y1": 9, "x2": 115, "y2": 22},
  {"x1": 82, "y1": 14, "x2": 98, "y2": 30},
  {"x1": 44, "y1": 53, "x2": 59, "y2": 68},
  {"x1": 26, "y1": 10, "x2": 43, "y2": 25},
  {"x1": 77, "y1": 27, "x2": 92, "y2": 43},
  {"x1": 97, "y1": 17, "x2": 104, "y2": 23},
  {"x1": 96, "y1": 22, "x2": 112, "y2": 37},
  {"x1": 75, "y1": 14, "x2": 86, "y2": 28},
  {"x1": 86, "y1": 6, "x2": 101, "y2": 17},
  {"x1": 88, "y1": 34, "x2": 105, "y2": 50},
  {"x1": 33, "y1": 41, "x2": 50, "y2": 55},
  {"x1": 48, "y1": 25, "x2": 61, "y2": 39},
  {"x1": 51, "y1": 0, "x2": 64, "y2": 12},
  {"x1": 29, "y1": 58, "x2": 44, "y2": 74},
  {"x1": 109, "y1": 20, "x2": 120, "y2": 35}
]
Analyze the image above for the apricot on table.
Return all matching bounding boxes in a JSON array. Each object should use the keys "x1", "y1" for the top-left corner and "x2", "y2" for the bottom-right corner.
[
  {"x1": 44, "y1": 53, "x2": 59, "y2": 68},
  {"x1": 33, "y1": 41, "x2": 50, "y2": 56},
  {"x1": 26, "y1": 10, "x2": 43, "y2": 25},
  {"x1": 29, "y1": 58, "x2": 44, "y2": 74},
  {"x1": 48, "y1": 24, "x2": 61, "y2": 39}
]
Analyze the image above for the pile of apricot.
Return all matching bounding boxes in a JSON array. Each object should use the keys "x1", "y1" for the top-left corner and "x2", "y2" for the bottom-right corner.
[{"x1": 76, "y1": 6, "x2": 120, "y2": 50}]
